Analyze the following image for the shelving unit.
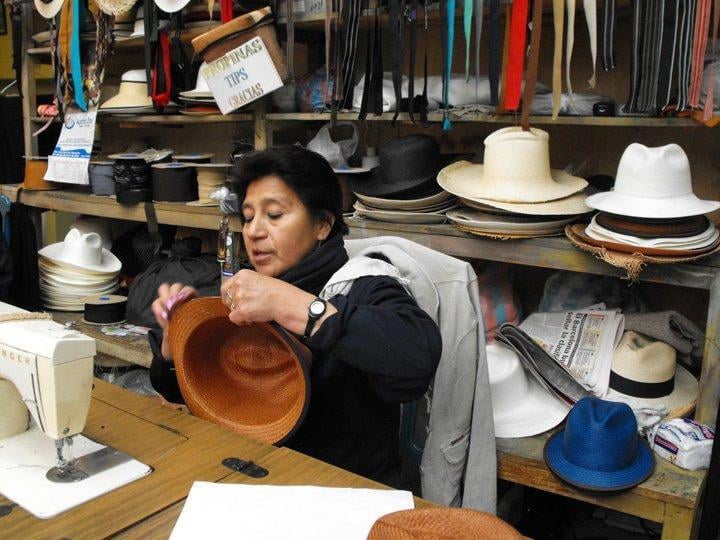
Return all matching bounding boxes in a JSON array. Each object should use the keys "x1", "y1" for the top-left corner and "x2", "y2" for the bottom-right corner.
[{"x1": 14, "y1": 3, "x2": 719, "y2": 538}]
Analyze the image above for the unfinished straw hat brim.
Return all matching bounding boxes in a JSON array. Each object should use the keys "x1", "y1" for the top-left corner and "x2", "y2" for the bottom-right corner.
[
  {"x1": 458, "y1": 190, "x2": 592, "y2": 216},
  {"x1": 169, "y1": 297, "x2": 312, "y2": 445},
  {"x1": 95, "y1": 0, "x2": 138, "y2": 15},
  {"x1": 367, "y1": 508, "x2": 525, "y2": 540},
  {"x1": 585, "y1": 190, "x2": 720, "y2": 219},
  {"x1": 438, "y1": 160, "x2": 588, "y2": 203}
]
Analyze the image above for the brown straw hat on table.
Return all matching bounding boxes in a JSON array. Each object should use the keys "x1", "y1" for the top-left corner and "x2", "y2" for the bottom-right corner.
[
  {"x1": 190, "y1": 6, "x2": 288, "y2": 80},
  {"x1": 168, "y1": 297, "x2": 312, "y2": 445},
  {"x1": 367, "y1": 508, "x2": 525, "y2": 540}
]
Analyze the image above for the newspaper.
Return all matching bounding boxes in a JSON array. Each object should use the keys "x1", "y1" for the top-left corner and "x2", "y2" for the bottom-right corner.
[{"x1": 519, "y1": 309, "x2": 625, "y2": 396}]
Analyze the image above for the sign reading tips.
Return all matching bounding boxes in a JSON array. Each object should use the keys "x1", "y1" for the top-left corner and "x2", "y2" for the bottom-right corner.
[{"x1": 202, "y1": 36, "x2": 283, "y2": 115}]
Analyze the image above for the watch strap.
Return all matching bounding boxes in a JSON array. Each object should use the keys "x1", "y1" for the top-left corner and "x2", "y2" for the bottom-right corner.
[{"x1": 304, "y1": 298, "x2": 327, "y2": 338}]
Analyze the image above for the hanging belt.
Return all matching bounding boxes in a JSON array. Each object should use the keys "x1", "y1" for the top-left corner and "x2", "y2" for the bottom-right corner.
[
  {"x1": 340, "y1": 0, "x2": 361, "y2": 109},
  {"x1": 551, "y1": 0, "x2": 564, "y2": 118},
  {"x1": 584, "y1": 0, "x2": 597, "y2": 88},
  {"x1": 677, "y1": 0, "x2": 695, "y2": 111},
  {"x1": 389, "y1": 0, "x2": 403, "y2": 122},
  {"x1": 221, "y1": 0, "x2": 233, "y2": 23},
  {"x1": 496, "y1": 1, "x2": 512, "y2": 115},
  {"x1": 287, "y1": 0, "x2": 295, "y2": 82},
  {"x1": 324, "y1": 0, "x2": 332, "y2": 108},
  {"x1": 656, "y1": 0, "x2": 680, "y2": 109},
  {"x1": 11, "y1": 5, "x2": 22, "y2": 98},
  {"x1": 331, "y1": 0, "x2": 344, "y2": 123},
  {"x1": 689, "y1": 0, "x2": 711, "y2": 107},
  {"x1": 601, "y1": 0, "x2": 616, "y2": 71},
  {"x1": 487, "y1": 0, "x2": 500, "y2": 105},
  {"x1": 505, "y1": 0, "x2": 528, "y2": 111},
  {"x1": 443, "y1": 0, "x2": 456, "y2": 130},
  {"x1": 358, "y1": 0, "x2": 373, "y2": 119},
  {"x1": 623, "y1": 0, "x2": 641, "y2": 113},
  {"x1": 71, "y1": 0, "x2": 87, "y2": 110},
  {"x1": 408, "y1": 0, "x2": 419, "y2": 121},
  {"x1": 152, "y1": 31, "x2": 172, "y2": 109},
  {"x1": 463, "y1": 0, "x2": 472, "y2": 81},
  {"x1": 420, "y1": 0, "x2": 429, "y2": 123},
  {"x1": 564, "y1": 0, "x2": 576, "y2": 105},
  {"x1": 474, "y1": 0, "x2": 484, "y2": 91},
  {"x1": 371, "y1": 6, "x2": 384, "y2": 115},
  {"x1": 521, "y1": 0, "x2": 543, "y2": 130}
]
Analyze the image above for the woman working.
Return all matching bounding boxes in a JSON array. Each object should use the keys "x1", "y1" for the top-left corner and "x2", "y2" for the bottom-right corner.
[{"x1": 149, "y1": 145, "x2": 441, "y2": 486}]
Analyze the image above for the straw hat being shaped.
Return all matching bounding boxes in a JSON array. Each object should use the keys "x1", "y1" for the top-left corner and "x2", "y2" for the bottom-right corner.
[
  {"x1": 368, "y1": 508, "x2": 524, "y2": 540},
  {"x1": 168, "y1": 297, "x2": 312, "y2": 445},
  {"x1": 38, "y1": 228, "x2": 121, "y2": 274},
  {"x1": 438, "y1": 127, "x2": 588, "y2": 204},
  {"x1": 605, "y1": 331, "x2": 698, "y2": 417},
  {"x1": 100, "y1": 70, "x2": 152, "y2": 110},
  {"x1": 585, "y1": 143, "x2": 720, "y2": 219}
]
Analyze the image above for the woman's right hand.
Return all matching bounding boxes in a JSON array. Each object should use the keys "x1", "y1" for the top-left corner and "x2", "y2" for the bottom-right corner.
[{"x1": 151, "y1": 282, "x2": 198, "y2": 360}]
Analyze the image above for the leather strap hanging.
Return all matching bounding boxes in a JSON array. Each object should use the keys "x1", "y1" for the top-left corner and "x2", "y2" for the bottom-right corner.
[
  {"x1": 442, "y1": 0, "x2": 456, "y2": 130},
  {"x1": 713, "y1": 0, "x2": 720, "y2": 55},
  {"x1": 152, "y1": 31, "x2": 172, "y2": 109},
  {"x1": 551, "y1": 0, "x2": 564, "y2": 118},
  {"x1": 389, "y1": 0, "x2": 403, "y2": 122},
  {"x1": 583, "y1": 0, "x2": 598, "y2": 88},
  {"x1": 521, "y1": 0, "x2": 543, "y2": 130},
  {"x1": 371, "y1": 6, "x2": 384, "y2": 115},
  {"x1": 331, "y1": 0, "x2": 344, "y2": 122},
  {"x1": 340, "y1": 0, "x2": 361, "y2": 108},
  {"x1": 419, "y1": 0, "x2": 430, "y2": 123},
  {"x1": 221, "y1": 0, "x2": 233, "y2": 23},
  {"x1": 358, "y1": 0, "x2": 373, "y2": 119},
  {"x1": 496, "y1": 1, "x2": 512, "y2": 115},
  {"x1": 408, "y1": 0, "x2": 419, "y2": 121},
  {"x1": 463, "y1": 0, "x2": 473, "y2": 81},
  {"x1": 474, "y1": 0, "x2": 484, "y2": 90},
  {"x1": 143, "y1": 0, "x2": 157, "y2": 96},
  {"x1": 71, "y1": 0, "x2": 87, "y2": 110},
  {"x1": 623, "y1": 0, "x2": 641, "y2": 113},
  {"x1": 58, "y1": 0, "x2": 72, "y2": 109},
  {"x1": 505, "y1": 0, "x2": 529, "y2": 111},
  {"x1": 287, "y1": 0, "x2": 295, "y2": 82},
  {"x1": 324, "y1": 0, "x2": 332, "y2": 107},
  {"x1": 487, "y1": 0, "x2": 501, "y2": 105},
  {"x1": 656, "y1": 0, "x2": 680, "y2": 109},
  {"x1": 564, "y1": 0, "x2": 576, "y2": 104},
  {"x1": 677, "y1": 0, "x2": 696, "y2": 112},
  {"x1": 601, "y1": 0, "x2": 616, "y2": 71},
  {"x1": 689, "y1": 0, "x2": 712, "y2": 107}
]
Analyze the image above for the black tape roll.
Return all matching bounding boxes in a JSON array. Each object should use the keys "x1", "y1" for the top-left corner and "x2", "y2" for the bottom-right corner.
[
  {"x1": 83, "y1": 294, "x2": 127, "y2": 325},
  {"x1": 152, "y1": 163, "x2": 198, "y2": 202},
  {"x1": 117, "y1": 189, "x2": 152, "y2": 205}
]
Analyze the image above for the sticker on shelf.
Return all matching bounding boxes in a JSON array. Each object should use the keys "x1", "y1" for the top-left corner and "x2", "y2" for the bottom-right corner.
[
  {"x1": 201, "y1": 36, "x2": 283, "y2": 115},
  {"x1": 45, "y1": 104, "x2": 98, "y2": 186}
]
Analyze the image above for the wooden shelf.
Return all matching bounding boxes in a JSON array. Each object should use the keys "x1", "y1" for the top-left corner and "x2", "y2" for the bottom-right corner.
[
  {"x1": 98, "y1": 113, "x2": 253, "y2": 124},
  {"x1": 266, "y1": 111, "x2": 700, "y2": 127}
]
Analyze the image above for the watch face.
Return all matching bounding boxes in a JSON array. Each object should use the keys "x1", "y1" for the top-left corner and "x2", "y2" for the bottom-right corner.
[{"x1": 309, "y1": 300, "x2": 326, "y2": 316}]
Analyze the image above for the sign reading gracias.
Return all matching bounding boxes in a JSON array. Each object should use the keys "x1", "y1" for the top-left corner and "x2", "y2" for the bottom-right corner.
[{"x1": 201, "y1": 36, "x2": 283, "y2": 115}]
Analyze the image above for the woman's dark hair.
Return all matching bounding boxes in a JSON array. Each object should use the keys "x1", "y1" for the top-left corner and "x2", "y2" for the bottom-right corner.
[{"x1": 229, "y1": 145, "x2": 349, "y2": 237}]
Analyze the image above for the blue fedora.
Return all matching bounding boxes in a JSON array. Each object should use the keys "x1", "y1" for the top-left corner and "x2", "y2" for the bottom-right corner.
[{"x1": 544, "y1": 397, "x2": 654, "y2": 492}]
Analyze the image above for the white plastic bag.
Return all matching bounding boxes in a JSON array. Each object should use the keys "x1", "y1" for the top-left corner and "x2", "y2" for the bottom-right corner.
[{"x1": 306, "y1": 122, "x2": 358, "y2": 169}]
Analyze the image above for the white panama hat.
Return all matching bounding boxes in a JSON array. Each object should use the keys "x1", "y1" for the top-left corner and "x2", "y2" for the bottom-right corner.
[
  {"x1": 38, "y1": 228, "x2": 121, "y2": 274},
  {"x1": 487, "y1": 343, "x2": 570, "y2": 438},
  {"x1": 179, "y1": 63, "x2": 214, "y2": 99},
  {"x1": 438, "y1": 127, "x2": 588, "y2": 204},
  {"x1": 605, "y1": 331, "x2": 698, "y2": 417},
  {"x1": 586, "y1": 143, "x2": 720, "y2": 219}
]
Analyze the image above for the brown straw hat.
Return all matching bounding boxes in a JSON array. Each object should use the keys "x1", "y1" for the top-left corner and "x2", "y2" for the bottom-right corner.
[
  {"x1": 190, "y1": 7, "x2": 288, "y2": 80},
  {"x1": 367, "y1": 508, "x2": 525, "y2": 540},
  {"x1": 168, "y1": 297, "x2": 312, "y2": 445}
]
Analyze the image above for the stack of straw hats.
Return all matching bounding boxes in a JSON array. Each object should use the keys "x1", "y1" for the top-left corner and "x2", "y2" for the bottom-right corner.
[
  {"x1": 179, "y1": 63, "x2": 220, "y2": 116},
  {"x1": 38, "y1": 228, "x2": 121, "y2": 311},
  {"x1": 567, "y1": 143, "x2": 720, "y2": 263},
  {"x1": 349, "y1": 135, "x2": 466, "y2": 224},
  {"x1": 438, "y1": 127, "x2": 592, "y2": 238}
]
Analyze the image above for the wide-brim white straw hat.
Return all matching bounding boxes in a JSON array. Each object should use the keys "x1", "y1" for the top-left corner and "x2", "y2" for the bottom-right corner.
[
  {"x1": 586, "y1": 143, "x2": 720, "y2": 219},
  {"x1": 487, "y1": 343, "x2": 570, "y2": 438},
  {"x1": 438, "y1": 127, "x2": 587, "y2": 204},
  {"x1": 100, "y1": 70, "x2": 153, "y2": 110},
  {"x1": 179, "y1": 63, "x2": 214, "y2": 99},
  {"x1": 38, "y1": 228, "x2": 121, "y2": 274}
]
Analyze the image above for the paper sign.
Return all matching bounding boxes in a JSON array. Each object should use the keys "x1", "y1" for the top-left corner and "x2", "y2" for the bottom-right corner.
[
  {"x1": 45, "y1": 104, "x2": 98, "y2": 185},
  {"x1": 201, "y1": 36, "x2": 284, "y2": 115}
]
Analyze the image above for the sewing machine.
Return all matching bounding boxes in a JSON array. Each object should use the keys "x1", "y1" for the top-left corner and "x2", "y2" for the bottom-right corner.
[{"x1": 0, "y1": 301, "x2": 151, "y2": 518}]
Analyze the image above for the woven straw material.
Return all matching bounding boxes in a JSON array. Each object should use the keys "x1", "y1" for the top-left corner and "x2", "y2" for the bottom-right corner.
[
  {"x1": 169, "y1": 297, "x2": 311, "y2": 445},
  {"x1": 367, "y1": 508, "x2": 524, "y2": 540}
]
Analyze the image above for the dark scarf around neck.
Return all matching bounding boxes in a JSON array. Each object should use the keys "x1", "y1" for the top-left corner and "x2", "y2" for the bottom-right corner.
[{"x1": 275, "y1": 234, "x2": 349, "y2": 296}]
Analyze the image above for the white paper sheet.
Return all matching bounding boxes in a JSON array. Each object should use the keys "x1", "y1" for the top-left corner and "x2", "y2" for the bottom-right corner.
[
  {"x1": 0, "y1": 425, "x2": 151, "y2": 519},
  {"x1": 171, "y1": 482, "x2": 415, "y2": 540}
]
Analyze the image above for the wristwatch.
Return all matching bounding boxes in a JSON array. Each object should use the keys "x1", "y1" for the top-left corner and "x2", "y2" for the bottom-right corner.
[{"x1": 304, "y1": 298, "x2": 327, "y2": 338}]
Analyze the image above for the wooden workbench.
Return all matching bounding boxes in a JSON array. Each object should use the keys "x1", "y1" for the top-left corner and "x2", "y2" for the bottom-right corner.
[{"x1": 0, "y1": 380, "x2": 430, "y2": 538}]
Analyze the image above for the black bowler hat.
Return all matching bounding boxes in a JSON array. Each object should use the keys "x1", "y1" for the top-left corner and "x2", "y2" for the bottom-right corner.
[{"x1": 347, "y1": 135, "x2": 470, "y2": 199}]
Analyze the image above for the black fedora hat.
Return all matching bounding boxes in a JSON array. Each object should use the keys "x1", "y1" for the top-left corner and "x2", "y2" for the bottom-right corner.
[{"x1": 347, "y1": 135, "x2": 469, "y2": 199}]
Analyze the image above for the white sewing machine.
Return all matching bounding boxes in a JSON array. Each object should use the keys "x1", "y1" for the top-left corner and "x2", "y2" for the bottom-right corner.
[
  {"x1": 0, "y1": 301, "x2": 94, "y2": 444},
  {"x1": 0, "y1": 301, "x2": 151, "y2": 519}
]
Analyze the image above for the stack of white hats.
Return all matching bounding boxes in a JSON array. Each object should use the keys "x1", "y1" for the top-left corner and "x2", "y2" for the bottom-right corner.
[
  {"x1": 38, "y1": 228, "x2": 122, "y2": 312},
  {"x1": 438, "y1": 127, "x2": 591, "y2": 238}
]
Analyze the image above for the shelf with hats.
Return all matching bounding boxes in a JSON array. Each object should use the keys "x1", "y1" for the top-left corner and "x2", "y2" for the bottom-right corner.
[
  {"x1": 264, "y1": 112, "x2": 700, "y2": 127},
  {"x1": 30, "y1": 114, "x2": 255, "y2": 124}
]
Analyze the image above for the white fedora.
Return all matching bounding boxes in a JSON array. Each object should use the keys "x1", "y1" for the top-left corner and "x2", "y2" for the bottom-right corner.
[
  {"x1": 605, "y1": 331, "x2": 698, "y2": 417},
  {"x1": 38, "y1": 228, "x2": 122, "y2": 274},
  {"x1": 179, "y1": 64, "x2": 214, "y2": 99},
  {"x1": 100, "y1": 70, "x2": 153, "y2": 110},
  {"x1": 586, "y1": 143, "x2": 720, "y2": 219},
  {"x1": 34, "y1": 0, "x2": 65, "y2": 19},
  {"x1": 438, "y1": 127, "x2": 587, "y2": 204},
  {"x1": 487, "y1": 343, "x2": 570, "y2": 438}
]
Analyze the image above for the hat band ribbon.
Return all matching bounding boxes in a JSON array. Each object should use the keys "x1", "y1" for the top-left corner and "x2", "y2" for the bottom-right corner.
[{"x1": 609, "y1": 370, "x2": 675, "y2": 399}]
